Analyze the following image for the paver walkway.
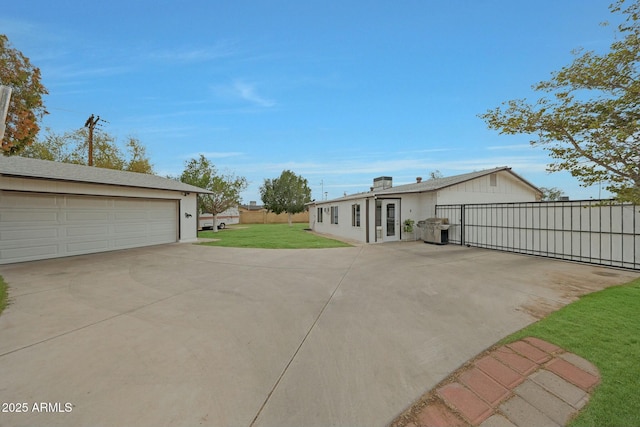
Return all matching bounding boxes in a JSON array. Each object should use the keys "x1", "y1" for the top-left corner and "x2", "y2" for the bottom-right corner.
[{"x1": 391, "y1": 337, "x2": 600, "y2": 427}]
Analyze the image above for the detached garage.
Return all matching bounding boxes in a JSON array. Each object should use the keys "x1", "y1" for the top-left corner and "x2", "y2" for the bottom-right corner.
[{"x1": 0, "y1": 156, "x2": 212, "y2": 264}]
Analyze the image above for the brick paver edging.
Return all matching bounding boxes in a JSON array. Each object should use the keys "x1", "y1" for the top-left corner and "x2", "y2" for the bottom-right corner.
[{"x1": 390, "y1": 337, "x2": 600, "y2": 427}]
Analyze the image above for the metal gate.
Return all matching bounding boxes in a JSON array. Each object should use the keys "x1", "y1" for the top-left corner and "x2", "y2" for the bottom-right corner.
[{"x1": 436, "y1": 200, "x2": 639, "y2": 270}]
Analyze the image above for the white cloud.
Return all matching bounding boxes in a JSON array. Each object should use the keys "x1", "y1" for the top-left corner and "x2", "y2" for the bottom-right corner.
[
  {"x1": 148, "y1": 40, "x2": 238, "y2": 63},
  {"x1": 45, "y1": 64, "x2": 132, "y2": 81},
  {"x1": 210, "y1": 79, "x2": 277, "y2": 108},
  {"x1": 231, "y1": 80, "x2": 276, "y2": 107}
]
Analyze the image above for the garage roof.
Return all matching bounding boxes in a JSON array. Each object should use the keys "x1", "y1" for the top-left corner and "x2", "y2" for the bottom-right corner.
[{"x1": 0, "y1": 156, "x2": 213, "y2": 194}]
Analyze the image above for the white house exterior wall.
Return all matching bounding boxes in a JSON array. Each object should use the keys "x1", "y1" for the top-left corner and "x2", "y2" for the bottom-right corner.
[
  {"x1": 397, "y1": 192, "x2": 435, "y2": 221},
  {"x1": 311, "y1": 192, "x2": 444, "y2": 243},
  {"x1": 310, "y1": 197, "x2": 368, "y2": 242},
  {"x1": 435, "y1": 171, "x2": 538, "y2": 205},
  {"x1": 0, "y1": 176, "x2": 199, "y2": 243}
]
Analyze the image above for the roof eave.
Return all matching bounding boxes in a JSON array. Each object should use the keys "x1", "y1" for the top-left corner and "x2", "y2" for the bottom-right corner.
[{"x1": 0, "y1": 171, "x2": 214, "y2": 195}]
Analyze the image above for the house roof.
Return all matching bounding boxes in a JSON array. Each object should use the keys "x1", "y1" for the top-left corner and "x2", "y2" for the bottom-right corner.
[
  {"x1": 308, "y1": 167, "x2": 541, "y2": 204},
  {"x1": 0, "y1": 156, "x2": 213, "y2": 194}
]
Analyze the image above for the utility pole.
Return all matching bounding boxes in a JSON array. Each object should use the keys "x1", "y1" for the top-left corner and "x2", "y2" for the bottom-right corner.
[{"x1": 84, "y1": 114, "x2": 105, "y2": 166}]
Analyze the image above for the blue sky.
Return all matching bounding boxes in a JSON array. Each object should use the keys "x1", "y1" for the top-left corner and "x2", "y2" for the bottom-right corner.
[{"x1": 2, "y1": 1, "x2": 621, "y2": 203}]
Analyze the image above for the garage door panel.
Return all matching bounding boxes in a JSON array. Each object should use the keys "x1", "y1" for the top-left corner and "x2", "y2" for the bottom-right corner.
[
  {"x1": 149, "y1": 221, "x2": 174, "y2": 231},
  {"x1": 1, "y1": 245, "x2": 59, "y2": 262},
  {"x1": 146, "y1": 235, "x2": 175, "y2": 245},
  {"x1": 66, "y1": 225, "x2": 110, "y2": 237},
  {"x1": 114, "y1": 199, "x2": 146, "y2": 209},
  {"x1": 0, "y1": 192, "x2": 178, "y2": 264},
  {"x1": 113, "y1": 224, "x2": 140, "y2": 234},
  {"x1": 66, "y1": 211, "x2": 110, "y2": 222},
  {"x1": 66, "y1": 240, "x2": 110, "y2": 254},
  {"x1": 114, "y1": 235, "x2": 153, "y2": 248},
  {"x1": 1, "y1": 210, "x2": 58, "y2": 223},
  {"x1": 1, "y1": 193, "x2": 57, "y2": 208},
  {"x1": 65, "y1": 197, "x2": 110, "y2": 208},
  {"x1": 1, "y1": 228, "x2": 59, "y2": 241},
  {"x1": 115, "y1": 210, "x2": 147, "y2": 221},
  {"x1": 150, "y1": 209, "x2": 176, "y2": 220}
]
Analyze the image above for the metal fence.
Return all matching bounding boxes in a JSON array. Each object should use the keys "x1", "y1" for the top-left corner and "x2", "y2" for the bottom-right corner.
[{"x1": 436, "y1": 200, "x2": 639, "y2": 270}]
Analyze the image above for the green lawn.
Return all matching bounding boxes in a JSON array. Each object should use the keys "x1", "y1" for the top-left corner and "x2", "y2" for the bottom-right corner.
[
  {"x1": 503, "y1": 277, "x2": 640, "y2": 427},
  {"x1": 0, "y1": 275, "x2": 7, "y2": 316},
  {"x1": 198, "y1": 223, "x2": 352, "y2": 249}
]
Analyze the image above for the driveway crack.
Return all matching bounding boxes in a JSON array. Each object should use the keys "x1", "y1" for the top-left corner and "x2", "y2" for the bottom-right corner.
[{"x1": 248, "y1": 245, "x2": 364, "y2": 427}]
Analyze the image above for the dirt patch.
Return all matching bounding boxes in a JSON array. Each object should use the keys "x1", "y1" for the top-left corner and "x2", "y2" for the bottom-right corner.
[
  {"x1": 519, "y1": 297, "x2": 564, "y2": 319},
  {"x1": 548, "y1": 269, "x2": 635, "y2": 299},
  {"x1": 518, "y1": 268, "x2": 637, "y2": 319},
  {"x1": 591, "y1": 270, "x2": 620, "y2": 277}
]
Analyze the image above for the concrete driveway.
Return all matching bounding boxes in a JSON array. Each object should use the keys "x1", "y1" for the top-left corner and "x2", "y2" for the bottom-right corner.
[{"x1": 0, "y1": 242, "x2": 636, "y2": 427}]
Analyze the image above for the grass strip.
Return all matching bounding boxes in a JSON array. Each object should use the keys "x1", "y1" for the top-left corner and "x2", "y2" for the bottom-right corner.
[
  {"x1": 0, "y1": 275, "x2": 8, "y2": 316},
  {"x1": 198, "y1": 223, "x2": 352, "y2": 249},
  {"x1": 503, "y1": 277, "x2": 640, "y2": 426}
]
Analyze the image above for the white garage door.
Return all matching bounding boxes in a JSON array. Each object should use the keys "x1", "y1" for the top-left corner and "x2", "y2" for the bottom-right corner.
[{"x1": 0, "y1": 191, "x2": 178, "y2": 264}]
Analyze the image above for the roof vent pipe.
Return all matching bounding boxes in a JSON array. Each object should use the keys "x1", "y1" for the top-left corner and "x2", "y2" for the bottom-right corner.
[{"x1": 416, "y1": 177, "x2": 422, "y2": 183}]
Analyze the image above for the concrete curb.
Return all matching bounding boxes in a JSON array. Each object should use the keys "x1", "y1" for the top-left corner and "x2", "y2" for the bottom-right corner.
[{"x1": 391, "y1": 337, "x2": 600, "y2": 427}]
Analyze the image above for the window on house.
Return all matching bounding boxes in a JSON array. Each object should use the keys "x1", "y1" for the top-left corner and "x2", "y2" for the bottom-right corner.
[
  {"x1": 317, "y1": 207, "x2": 323, "y2": 223},
  {"x1": 331, "y1": 206, "x2": 339, "y2": 224},
  {"x1": 352, "y1": 204, "x2": 360, "y2": 227},
  {"x1": 490, "y1": 173, "x2": 497, "y2": 187}
]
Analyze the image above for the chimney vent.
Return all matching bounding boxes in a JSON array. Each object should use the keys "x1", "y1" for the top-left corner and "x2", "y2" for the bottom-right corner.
[{"x1": 416, "y1": 177, "x2": 422, "y2": 183}]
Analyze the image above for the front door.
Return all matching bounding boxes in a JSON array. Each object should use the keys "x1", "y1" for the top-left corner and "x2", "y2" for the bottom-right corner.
[{"x1": 383, "y1": 200, "x2": 400, "y2": 242}]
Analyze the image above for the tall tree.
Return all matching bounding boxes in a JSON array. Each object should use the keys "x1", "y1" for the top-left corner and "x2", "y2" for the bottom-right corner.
[
  {"x1": 260, "y1": 170, "x2": 312, "y2": 226},
  {"x1": 540, "y1": 187, "x2": 565, "y2": 201},
  {"x1": 180, "y1": 155, "x2": 247, "y2": 232},
  {"x1": 428, "y1": 170, "x2": 444, "y2": 180},
  {"x1": 0, "y1": 34, "x2": 48, "y2": 155},
  {"x1": 479, "y1": 0, "x2": 640, "y2": 203},
  {"x1": 21, "y1": 128, "x2": 154, "y2": 173}
]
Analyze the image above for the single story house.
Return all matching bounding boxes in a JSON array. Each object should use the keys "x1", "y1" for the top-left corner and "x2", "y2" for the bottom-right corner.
[
  {"x1": 0, "y1": 156, "x2": 212, "y2": 264},
  {"x1": 307, "y1": 167, "x2": 542, "y2": 243}
]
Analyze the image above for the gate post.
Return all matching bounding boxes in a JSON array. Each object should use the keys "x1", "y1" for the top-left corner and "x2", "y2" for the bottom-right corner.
[{"x1": 460, "y1": 205, "x2": 465, "y2": 246}]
